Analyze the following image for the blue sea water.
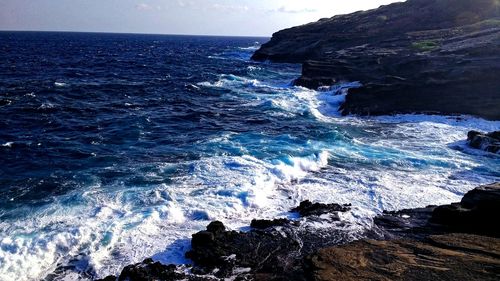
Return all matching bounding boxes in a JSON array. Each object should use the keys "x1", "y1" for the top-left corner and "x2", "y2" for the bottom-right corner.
[{"x1": 0, "y1": 32, "x2": 499, "y2": 280}]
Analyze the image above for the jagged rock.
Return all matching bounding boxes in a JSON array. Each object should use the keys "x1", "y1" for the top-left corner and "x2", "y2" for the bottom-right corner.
[
  {"x1": 467, "y1": 130, "x2": 500, "y2": 153},
  {"x1": 102, "y1": 183, "x2": 500, "y2": 280},
  {"x1": 372, "y1": 206, "x2": 443, "y2": 239},
  {"x1": 95, "y1": 258, "x2": 187, "y2": 281},
  {"x1": 374, "y1": 183, "x2": 500, "y2": 238},
  {"x1": 252, "y1": 0, "x2": 500, "y2": 120},
  {"x1": 431, "y1": 182, "x2": 500, "y2": 236},
  {"x1": 307, "y1": 233, "x2": 500, "y2": 281},
  {"x1": 185, "y1": 221, "x2": 302, "y2": 278},
  {"x1": 250, "y1": 218, "x2": 291, "y2": 229},
  {"x1": 291, "y1": 200, "x2": 351, "y2": 217}
]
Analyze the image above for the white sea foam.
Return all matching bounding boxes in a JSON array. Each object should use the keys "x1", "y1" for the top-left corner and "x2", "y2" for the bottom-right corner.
[
  {"x1": 239, "y1": 46, "x2": 260, "y2": 51},
  {"x1": 2, "y1": 63, "x2": 499, "y2": 281},
  {"x1": 247, "y1": 66, "x2": 261, "y2": 72},
  {"x1": 197, "y1": 74, "x2": 262, "y2": 89},
  {"x1": 38, "y1": 103, "x2": 55, "y2": 109},
  {"x1": 1, "y1": 142, "x2": 13, "y2": 147},
  {"x1": 1, "y1": 118, "x2": 498, "y2": 280},
  {"x1": 54, "y1": 82, "x2": 67, "y2": 87}
]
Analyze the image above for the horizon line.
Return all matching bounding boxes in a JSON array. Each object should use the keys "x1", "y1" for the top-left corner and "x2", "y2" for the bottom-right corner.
[{"x1": 0, "y1": 29, "x2": 271, "y2": 38}]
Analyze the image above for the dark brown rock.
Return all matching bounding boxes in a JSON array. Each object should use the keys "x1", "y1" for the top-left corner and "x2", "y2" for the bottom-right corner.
[
  {"x1": 97, "y1": 276, "x2": 117, "y2": 281},
  {"x1": 307, "y1": 233, "x2": 500, "y2": 281},
  {"x1": 253, "y1": 0, "x2": 500, "y2": 63}
]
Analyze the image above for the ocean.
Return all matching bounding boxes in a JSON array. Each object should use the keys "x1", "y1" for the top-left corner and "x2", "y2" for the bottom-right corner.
[{"x1": 0, "y1": 32, "x2": 499, "y2": 280}]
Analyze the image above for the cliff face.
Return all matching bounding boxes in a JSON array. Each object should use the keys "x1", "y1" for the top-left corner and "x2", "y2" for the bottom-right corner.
[{"x1": 252, "y1": 0, "x2": 500, "y2": 120}]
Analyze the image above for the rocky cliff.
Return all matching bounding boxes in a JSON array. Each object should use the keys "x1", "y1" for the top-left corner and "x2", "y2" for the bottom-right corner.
[{"x1": 252, "y1": 0, "x2": 500, "y2": 120}]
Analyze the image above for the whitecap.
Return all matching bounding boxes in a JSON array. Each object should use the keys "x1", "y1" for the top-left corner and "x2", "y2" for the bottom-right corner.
[
  {"x1": 238, "y1": 46, "x2": 260, "y2": 51},
  {"x1": 197, "y1": 74, "x2": 262, "y2": 89},
  {"x1": 1, "y1": 142, "x2": 13, "y2": 148},
  {"x1": 38, "y1": 103, "x2": 55, "y2": 109},
  {"x1": 54, "y1": 82, "x2": 67, "y2": 87},
  {"x1": 247, "y1": 65, "x2": 261, "y2": 72}
]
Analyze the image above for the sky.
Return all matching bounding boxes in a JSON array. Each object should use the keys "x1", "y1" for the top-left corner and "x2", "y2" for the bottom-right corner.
[{"x1": 0, "y1": 0, "x2": 404, "y2": 36}]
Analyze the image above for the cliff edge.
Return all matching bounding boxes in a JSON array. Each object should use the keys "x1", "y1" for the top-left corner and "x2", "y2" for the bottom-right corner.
[{"x1": 252, "y1": 0, "x2": 500, "y2": 120}]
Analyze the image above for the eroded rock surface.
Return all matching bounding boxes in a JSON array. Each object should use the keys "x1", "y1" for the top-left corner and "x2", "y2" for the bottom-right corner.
[{"x1": 308, "y1": 233, "x2": 500, "y2": 281}]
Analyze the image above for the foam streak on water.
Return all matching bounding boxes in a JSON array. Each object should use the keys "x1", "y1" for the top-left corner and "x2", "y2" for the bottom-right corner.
[{"x1": 0, "y1": 32, "x2": 498, "y2": 280}]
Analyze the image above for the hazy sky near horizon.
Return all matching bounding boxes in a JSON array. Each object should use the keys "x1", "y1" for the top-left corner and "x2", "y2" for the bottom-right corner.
[{"x1": 0, "y1": 0, "x2": 403, "y2": 36}]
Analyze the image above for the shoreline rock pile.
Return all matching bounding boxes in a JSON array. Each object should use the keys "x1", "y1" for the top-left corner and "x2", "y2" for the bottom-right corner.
[{"x1": 99, "y1": 183, "x2": 500, "y2": 281}]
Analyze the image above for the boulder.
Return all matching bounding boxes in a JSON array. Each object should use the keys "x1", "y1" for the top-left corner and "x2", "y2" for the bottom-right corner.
[
  {"x1": 185, "y1": 221, "x2": 302, "y2": 278},
  {"x1": 291, "y1": 200, "x2": 351, "y2": 217},
  {"x1": 467, "y1": 130, "x2": 500, "y2": 153},
  {"x1": 431, "y1": 183, "x2": 500, "y2": 236},
  {"x1": 250, "y1": 218, "x2": 291, "y2": 229},
  {"x1": 96, "y1": 258, "x2": 188, "y2": 281}
]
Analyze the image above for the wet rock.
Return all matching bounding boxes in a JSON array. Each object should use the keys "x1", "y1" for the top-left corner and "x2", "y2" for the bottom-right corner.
[
  {"x1": 467, "y1": 130, "x2": 500, "y2": 153},
  {"x1": 431, "y1": 182, "x2": 500, "y2": 236},
  {"x1": 95, "y1": 258, "x2": 186, "y2": 281},
  {"x1": 373, "y1": 206, "x2": 443, "y2": 239},
  {"x1": 98, "y1": 276, "x2": 117, "y2": 281},
  {"x1": 185, "y1": 221, "x2": 302, "y2": 278},
  {"x1": 206, "y1": 220, "x2": 225, "y2": 233},
  {"x1": 250, "y1": 218, "x2": 291, "y2": 229},
  {"x1": 306, "y1": 183, "x2": 500, "y2": 281},
  {"x1": 291, "y1": 200, "x2": 351, "y2": 217},
  {"x1": 374, "y1": 183, "x2": 500, "y2": 238},
  {"x1": 252, "y1": 0, "x2": 500, "y2": 120}
]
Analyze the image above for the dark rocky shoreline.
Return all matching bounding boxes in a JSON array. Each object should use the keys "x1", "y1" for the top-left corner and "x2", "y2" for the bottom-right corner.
[
  {"x1": 252, "y1": 0, "x2": 500, "y2": 120},
  {"x1": 99, "y1": 183, "x2": 500, "y2": 281},
  {"x1": 96, "y1": 1, "x2": 500, "y2": 280}
]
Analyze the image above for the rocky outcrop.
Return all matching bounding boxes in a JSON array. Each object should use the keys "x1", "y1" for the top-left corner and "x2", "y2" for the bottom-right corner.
[
  {"x1": 291, "y1": 200, "x2": 351, "y2": 217},
  {"x1": 252, "y1": 0, "x2": 500, "y2": 120},
  {"x1": 99, "y1": 184, "x2": 500, "y2": 280},
  {"x1": 308, "y1": 233, "x2": 500, "y2": 281},
  {"x1": 98, "y1": 201, "x2": 354, "y2": 281},
  {"x1": 183, "y1": 202, "x2": 354, "y2": 279},
  {"x1": 184, "y1": 220, "x2": 302, "y2": 278},
  {"x1": 250, "y1": 218, "x2": 291, "y2": 229},
  {"x1": 467, "y1": 130, "x2": 500, "y2": 153},
  {"x1": 308, "y1": 183, "x2": 500, "y2": 281},
  {"x1": 432, "y1": 182, "x2": 500, "y2": 236},
  {"x1": 102, "y1": 259, "x2": 189, "y2": 281}
]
